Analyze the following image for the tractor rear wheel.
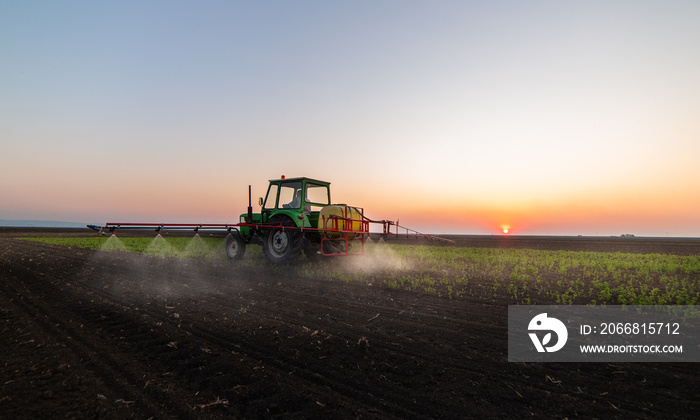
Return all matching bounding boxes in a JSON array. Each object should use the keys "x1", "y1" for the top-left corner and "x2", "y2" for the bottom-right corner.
[
  {"x1": 263, "y1": 217, "x2": 302, "y2": 264},
  {"x1": 225, "y1": 232, "x2": 246, "y2": 260}
]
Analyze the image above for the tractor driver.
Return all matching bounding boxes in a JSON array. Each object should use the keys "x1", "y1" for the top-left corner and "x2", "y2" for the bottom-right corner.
[{"x1": 288, "y1": 188, "x2": 302, "y2": 208}]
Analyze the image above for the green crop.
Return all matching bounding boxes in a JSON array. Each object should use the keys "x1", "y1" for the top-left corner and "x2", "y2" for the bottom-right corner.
[{"x1": 304, "y1": 244, "x2": 700, "y2": 306}]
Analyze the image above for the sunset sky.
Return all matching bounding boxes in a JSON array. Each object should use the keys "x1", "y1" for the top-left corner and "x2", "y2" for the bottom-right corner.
[{"x1": 2, "y1": 1, "x2": 699, "y2": 236}]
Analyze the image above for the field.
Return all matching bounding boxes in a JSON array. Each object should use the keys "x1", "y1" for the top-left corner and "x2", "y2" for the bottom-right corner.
[{"x1": 1, "y1": 228, "x2": 699, "y2": 418}]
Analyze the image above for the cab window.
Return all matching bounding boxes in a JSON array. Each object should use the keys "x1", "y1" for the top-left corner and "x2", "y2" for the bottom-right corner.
[
  {"x1": 306, "y1": 183, "x2": 329, "y2": 206},
  {"x1": 263, "y1": 184, "x2": 278, "y2": 209}
]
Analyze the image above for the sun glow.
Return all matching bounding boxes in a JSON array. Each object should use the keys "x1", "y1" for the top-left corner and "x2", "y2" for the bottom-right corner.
[
  {"x1": 501, "y1": 224, "x2": 511, "y2": 234},
  {"x1": 503, "y1": 229, "x2": 509, "y2": 234}
]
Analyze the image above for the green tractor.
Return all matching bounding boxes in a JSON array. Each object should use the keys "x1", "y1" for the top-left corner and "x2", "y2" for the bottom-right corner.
[{"x1": 226, "y1": 176, "x2": 366, "y2": 264}]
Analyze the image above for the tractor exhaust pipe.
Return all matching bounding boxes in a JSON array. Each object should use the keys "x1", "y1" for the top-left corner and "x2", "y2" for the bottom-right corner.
[{"x1": 247, "y1": 185, "x2": 253, "y2": 223}]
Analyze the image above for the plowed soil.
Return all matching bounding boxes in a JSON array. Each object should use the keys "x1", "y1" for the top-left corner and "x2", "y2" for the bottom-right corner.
[{"x1": 1, "y1": 228, "x2": 699, "y2": 419}]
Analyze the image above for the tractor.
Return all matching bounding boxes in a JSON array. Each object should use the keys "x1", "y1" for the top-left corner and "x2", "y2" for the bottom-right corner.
[{"x1": 227, "y1": 176, "x2": 366, "y2": 264}]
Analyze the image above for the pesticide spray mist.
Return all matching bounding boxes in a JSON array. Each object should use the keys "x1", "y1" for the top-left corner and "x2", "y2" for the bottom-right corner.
[
  {"x1": 90, "y1": 234, "x2": 231, "y2": 303},
  {"x1": 340, "y1": 236, "x2": 405, "y2": 275}
]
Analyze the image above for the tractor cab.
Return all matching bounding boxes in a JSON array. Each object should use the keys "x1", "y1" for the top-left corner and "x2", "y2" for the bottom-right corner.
[{"x1": 248, "y1": 177, "x2": 331, "y2": 230}]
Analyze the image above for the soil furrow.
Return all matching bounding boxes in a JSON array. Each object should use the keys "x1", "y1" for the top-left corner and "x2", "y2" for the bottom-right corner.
[
  {"x1": 0, "y1": 270, "x2": 195, "y2": 418},
  {"x1": 66, "y1": 262, "x2": 430, "y2": 418}
]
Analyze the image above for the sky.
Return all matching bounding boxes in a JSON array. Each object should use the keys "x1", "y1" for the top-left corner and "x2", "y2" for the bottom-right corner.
[{"x1": 2, "y1": 1, "x2": 699, "y2": 236}]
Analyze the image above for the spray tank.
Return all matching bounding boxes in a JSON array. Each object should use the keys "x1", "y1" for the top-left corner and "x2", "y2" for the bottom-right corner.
[{"x1": 318, "y1": 205, "x2": 364, "y2": 239}]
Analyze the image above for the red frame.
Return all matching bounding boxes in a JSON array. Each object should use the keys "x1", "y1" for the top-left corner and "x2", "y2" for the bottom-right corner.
[{"x1": 318, "y1": 206, "x2": 369, "y2": 256}]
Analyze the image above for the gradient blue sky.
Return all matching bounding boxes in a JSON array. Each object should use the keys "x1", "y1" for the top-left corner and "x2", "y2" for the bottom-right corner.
[{"x1": 2, "y1": 1, "x2": 699, "y2": 235}]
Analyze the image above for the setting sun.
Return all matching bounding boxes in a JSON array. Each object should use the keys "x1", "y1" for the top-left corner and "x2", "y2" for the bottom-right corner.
[{"x1": 503, "y1": 229, "x2": 509, "y2": 234}]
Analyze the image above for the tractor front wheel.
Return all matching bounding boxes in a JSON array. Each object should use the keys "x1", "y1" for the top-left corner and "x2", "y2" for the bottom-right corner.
[
  {"x1": 225, "y1": 232, "x2": 246, "y2": 260},
  {"x1": 263, "y1": 226, "x2": 302, "y2": 264}
]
